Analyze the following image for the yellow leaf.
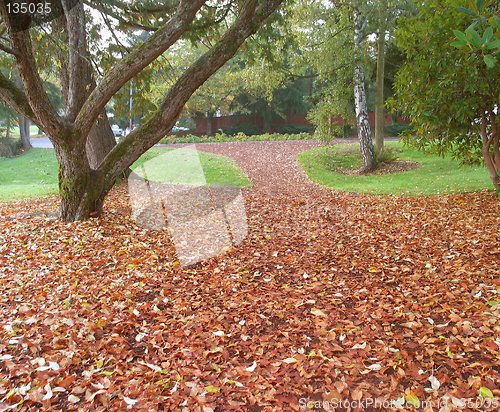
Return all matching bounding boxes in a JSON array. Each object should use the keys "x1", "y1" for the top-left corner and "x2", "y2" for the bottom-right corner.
[
  {"x1": 478, "y1": 386, "x2": 494, "y2": 399},
  {"x1": 205, "y1": 385, "x2": 220, "y2": 394},
  {"x1": 405, "y1": 391, "x2": 420, "y2": 408},
  {"x1": 96, "y1": 318, "x2": 107, "y2": 329}
]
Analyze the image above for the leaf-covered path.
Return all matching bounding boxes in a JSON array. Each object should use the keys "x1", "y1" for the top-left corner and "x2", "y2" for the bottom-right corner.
[{"x1": 1, "y1": 141, "x2": 499, "y2": 411}]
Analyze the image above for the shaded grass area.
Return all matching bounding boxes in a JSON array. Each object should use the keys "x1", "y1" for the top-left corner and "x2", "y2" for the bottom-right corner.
[
  {"x1": 298, "y1": 141, "x2": 491, "y2": 195},
  {"x1": 0, "y1": 148, "x2": 249, "y2": 202}
]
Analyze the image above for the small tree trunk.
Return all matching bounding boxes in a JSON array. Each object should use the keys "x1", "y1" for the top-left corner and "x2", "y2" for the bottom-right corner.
[
  {"x1": 374, "y1": 0, "x2": 387, "y2": 156},
  {"x1": 353, "y1": 8, "x2": 376, "y2": 173},
  {"x1": 482, "y1": 145, "x2": 500, "y2": 193},
  {"x1": 263, "y1": 107, "x2": 272, "y2": 133},
  {"x1": 5, "y1": 117, "x2": 11, "y2": 139},
  {"x1": 480, "y1": 113, "x2": 500, "y2": 193},
  {"x1": 19, "y1": 114, "x2": 32, "y2": 150},
  {"x1": 493, "y1": 121, "x2": 500, "y2": 171},
  {"x1": 207, "y1": 116, "x2": 213, "y2": 135}
]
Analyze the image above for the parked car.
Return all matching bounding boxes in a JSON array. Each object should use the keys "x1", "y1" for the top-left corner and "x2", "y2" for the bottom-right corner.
[
  {"x1": 111, "y1": 125, "x2": 124, "y2": 137},
  {"x1": 171, "y1": 125, "x2": 190, "y2": 133}
]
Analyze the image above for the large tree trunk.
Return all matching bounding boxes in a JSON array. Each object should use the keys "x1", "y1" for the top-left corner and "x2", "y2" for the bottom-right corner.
[
  {"x1": 374, "y1": 0, "x2": 387, "y2": 156},
  {"x1": 55, "y1": 141, "x2": 108, "y2": 220},
  {"x1": 353, "y1": 8, "x2": 376, "y2": 173},
  {"x1": 19, "y1": 114, "x2": 32, "y2": 150},
  {"x1": 55, "y1": 112, "x2": 116, "y2": 220}
]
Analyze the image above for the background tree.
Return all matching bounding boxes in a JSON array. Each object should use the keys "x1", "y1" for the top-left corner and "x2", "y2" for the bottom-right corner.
[
  {"x1": 373, "y1": 0, "x2": 388, "y2": 155},
  {"x1": 288, "y1": 0, "x2": 380, "y2": 171},
  {"x1": 289, "y1": 0, "x2": 410, "y2": 164},
  {"x1": 352, "y1": 2, "x2": 376, "y2": 172},
  {"x1": 147, "y1": 6, "x2": 304, "y2": 134},
  {"x1": 0, "y1": 0, "x2": 285, "y2": 221},
  {"x1": 0, "y1": 98, "x2": 15, "y2": 139},
  {"x1": 390, "y1": 0, "x2": 499, "y2": 191},
  {"x1": 372, "y1": 0, "x2": 414, "y2": 155},
  {"x1": 18, "y1": 114, "x2": 30, "y2": 149}
]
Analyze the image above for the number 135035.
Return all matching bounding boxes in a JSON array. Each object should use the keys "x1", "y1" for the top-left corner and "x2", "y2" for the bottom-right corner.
[{"x1": 6, "y1": 1, "x2": 52, "y2": 15}]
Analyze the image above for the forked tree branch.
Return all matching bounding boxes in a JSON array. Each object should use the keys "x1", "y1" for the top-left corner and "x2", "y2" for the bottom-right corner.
[
  {"x1": 100, "y1": 0, "x2": 285, "y2": 181},
  {"x1": 73, "y1": 0, "x2": 208, "y2": 138}
]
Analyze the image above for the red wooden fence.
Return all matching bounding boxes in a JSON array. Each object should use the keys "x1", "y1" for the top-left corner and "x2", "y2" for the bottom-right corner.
[{"x1": 194, "y1": 113, "x2": 407, "y2": 135}]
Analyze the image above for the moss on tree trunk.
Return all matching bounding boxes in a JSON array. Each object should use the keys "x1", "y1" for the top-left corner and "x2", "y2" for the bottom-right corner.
[{"x1": 56, "y1": 142, "x2": 108, "y2": 221}]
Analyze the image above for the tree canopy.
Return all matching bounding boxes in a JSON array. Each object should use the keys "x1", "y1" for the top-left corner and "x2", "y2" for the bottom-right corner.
[{"x1": 390, "y1": 0, "x2": 499, "y2": 190}]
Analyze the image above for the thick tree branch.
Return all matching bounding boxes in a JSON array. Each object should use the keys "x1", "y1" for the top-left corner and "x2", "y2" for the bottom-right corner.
[
  {"x1": 0, "y1": 39, "x2": 17, "y2": 55},
  {"x1": 0, "y1": 2, "x2": 63, "y2": 138},
  {"x1": 100, "y1": 0, "x2": 285, "y2": 181},
  {"x1": 0, "y1": 70, "x2": 37, "y2": 124},
  {"x1": 63, "y1": 1, "x2": 92, "y2": 122},
  {"x1": 73, "y1": 0, "x2": 208, "y2": 139}
]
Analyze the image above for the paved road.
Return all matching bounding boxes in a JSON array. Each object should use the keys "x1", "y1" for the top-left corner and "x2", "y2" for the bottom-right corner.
[{"x1": 31, "y1": 137, "x2": 53, "y2": 148}]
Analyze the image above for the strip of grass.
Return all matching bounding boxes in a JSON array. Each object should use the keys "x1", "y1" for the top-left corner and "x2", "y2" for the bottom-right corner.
[
  {"x1": 297, "y1": 141, "x2": 491, "y2": 195},
  {"x1": 132, "y1": 147, "x2": 250, "y2": 187},
  {"x1": 0, "y1": 148, "x2": 249, "y2": 202}
]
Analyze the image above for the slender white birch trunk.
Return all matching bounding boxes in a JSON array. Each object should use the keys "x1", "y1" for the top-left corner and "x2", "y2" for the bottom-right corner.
[{"x1": 353, "y1": 7, "x2": 376, "y2": 172}]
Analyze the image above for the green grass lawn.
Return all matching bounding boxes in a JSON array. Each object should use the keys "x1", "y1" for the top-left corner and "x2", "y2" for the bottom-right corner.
[
  {"x1": 0, "y1": 149, "x2": 59, "y2": 201},
  {"x1": 298, "y1": 141, "x2": 491, "y2": 195},
  {"x1": 0, "y1": 147, "x2": 249, "y2": 202}
]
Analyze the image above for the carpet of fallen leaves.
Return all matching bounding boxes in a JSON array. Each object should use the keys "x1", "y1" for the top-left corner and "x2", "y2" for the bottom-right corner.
[{"x1": 0, "y1": 140, "x2": 499, "y2": 411}]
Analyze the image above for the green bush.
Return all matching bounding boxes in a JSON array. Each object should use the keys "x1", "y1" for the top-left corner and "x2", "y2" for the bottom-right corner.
[
  {"x1": 159, "y1": 134, "x2": 202, "y2": 144},
  {"x1": 385, "y1": 123, "x2": 413, "y2": 136},
  {"x1": 222, "y1": 124, "x2": 261, "y2": 136},
  {"x1": 278, "y1": 124, "x2": 313, "y2": 134},
  {"x1": 159, "y1": 132, "x2": 316, "y2": 145}
]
